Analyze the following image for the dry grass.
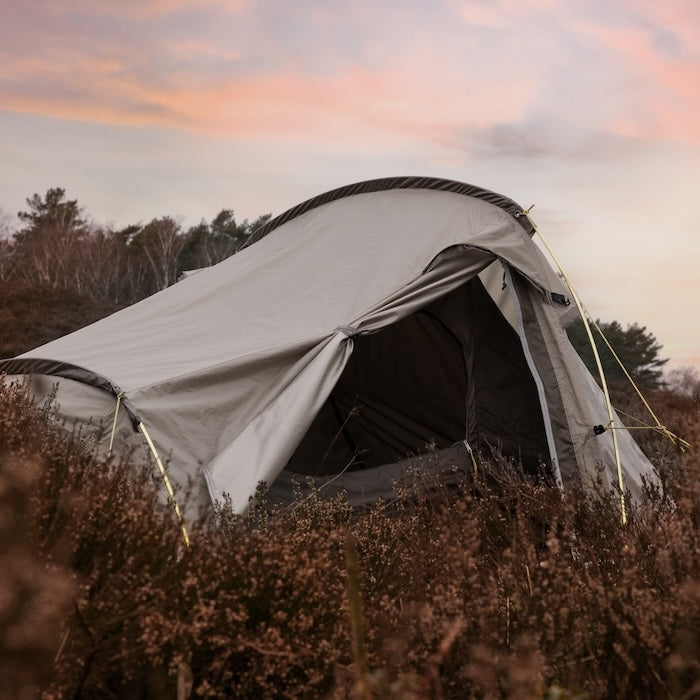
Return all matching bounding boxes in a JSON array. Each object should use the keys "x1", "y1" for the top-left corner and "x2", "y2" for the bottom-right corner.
[{"x1": 0, "y1": 379, "x2": 698, "y2": 698}]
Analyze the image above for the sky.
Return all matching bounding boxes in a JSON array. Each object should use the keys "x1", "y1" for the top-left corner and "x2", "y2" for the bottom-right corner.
[{"x1": 1, "y1": 0, "x2": 699, "y2": 371}]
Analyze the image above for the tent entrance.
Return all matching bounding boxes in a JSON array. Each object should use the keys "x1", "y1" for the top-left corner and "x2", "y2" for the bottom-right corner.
[{"x1": 284, "y1": 276, "x2": 550, "y2": 483}]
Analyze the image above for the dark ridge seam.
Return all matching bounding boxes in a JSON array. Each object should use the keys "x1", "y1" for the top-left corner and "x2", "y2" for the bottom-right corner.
[
  {"x1": 0, "y1": 357, "x2": 141, "y2": 427},
  {"x1": 244, "y1": 176, "x2": 534, "y2": 247}
]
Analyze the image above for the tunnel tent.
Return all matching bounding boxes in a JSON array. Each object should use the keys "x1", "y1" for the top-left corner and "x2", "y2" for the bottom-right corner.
[{"x1": 0, "y1": 176, "x2": 657, "y2": 521}]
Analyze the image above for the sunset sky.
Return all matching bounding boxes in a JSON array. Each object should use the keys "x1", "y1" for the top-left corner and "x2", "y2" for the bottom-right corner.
[{"x1": 1, "y1": 0, "x2": 698, "y2": 370}]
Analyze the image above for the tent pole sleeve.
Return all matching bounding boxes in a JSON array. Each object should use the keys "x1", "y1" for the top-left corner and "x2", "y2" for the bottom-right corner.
[
  {"x1": 520, "y1": 208, "x2": 626, "y2": 525},
  {"x1": 138, "y1": 421, "x2": 190, "y2": 546}
]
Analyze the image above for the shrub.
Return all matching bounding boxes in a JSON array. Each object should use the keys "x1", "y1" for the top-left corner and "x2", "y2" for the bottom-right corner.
[
  {"x1": 0, "y1": 380, "x2": 698, "y2": 698},
  {"x1": 0, "y1": 281, "x2": 120, "y2": 359}
]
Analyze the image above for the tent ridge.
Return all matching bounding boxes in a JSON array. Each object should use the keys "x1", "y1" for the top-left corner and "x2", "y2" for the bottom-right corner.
[{"x1": 245, "y1": 176, "x2": 536, "y2": 247}]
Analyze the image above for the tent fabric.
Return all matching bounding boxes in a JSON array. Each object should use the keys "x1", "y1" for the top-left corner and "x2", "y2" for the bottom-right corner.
[
  {"x1": 203, "y1": 247, "x2": 496, "y2": 511},
  {"x1": 0, "y1": 176, "x2": 658, "y2": 518}
]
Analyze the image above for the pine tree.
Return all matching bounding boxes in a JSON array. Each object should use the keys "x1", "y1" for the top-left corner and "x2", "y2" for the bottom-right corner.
[{"x1": 566, "y1": 317, "x2": 668, "y2": 388}]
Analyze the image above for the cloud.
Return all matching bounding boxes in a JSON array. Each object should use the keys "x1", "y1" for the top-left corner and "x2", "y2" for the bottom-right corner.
[
  {"x1": 445, "y1": 0, "x2": 700, "y2": 147},
  {"x1": 448, "y1": 0, "x2": 557, "y2": 28},
  {"x1": 2, "y1": 1, "x2": 700, "y2": 157},
  {"x1": 0, "y1": 0, "x2": 546, "y2": 145},
  {"x1": 558, "y1": 11, "x2": 700, "y2": 143},
  {"x1": 462, "y1": 119, "x2": 579, "y2": 160}
]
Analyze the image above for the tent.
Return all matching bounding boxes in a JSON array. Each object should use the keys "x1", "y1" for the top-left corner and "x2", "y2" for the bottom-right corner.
[{"x1": 0, "y1": 176, "x2": 656, "y2": 522}]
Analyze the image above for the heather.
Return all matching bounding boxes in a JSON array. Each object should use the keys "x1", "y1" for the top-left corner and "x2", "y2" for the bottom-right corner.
[{"x1": 1, "y1": 380, "x2": 698, "y2": 698}]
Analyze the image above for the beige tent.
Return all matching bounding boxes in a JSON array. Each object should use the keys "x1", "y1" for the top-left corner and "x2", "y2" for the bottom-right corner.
[{"x1": 0, "y1": 177, "x2": 656, "y2": 520}]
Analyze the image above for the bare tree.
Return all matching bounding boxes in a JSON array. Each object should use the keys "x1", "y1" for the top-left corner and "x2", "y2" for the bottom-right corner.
[
  {"x1": 0, "y1": 210, "x2": 16, "y2": 282},
  {"x1": 0, "y1": 207, "x2": 15, "y2": 239},
  {"x1": 131, "y1": 217, "x2": 185, "y2": 292},
  {"x1": 72, "y1": 226, "x2": 127, "y2": 301},
  {"x1": 665, "y1": 366, "x2": 700, "y2": 397}
]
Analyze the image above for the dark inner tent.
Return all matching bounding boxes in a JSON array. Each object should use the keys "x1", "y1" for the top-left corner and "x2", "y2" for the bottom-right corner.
[{"x1": 275, "y1": 274, "x2": 550, "y2": 505}]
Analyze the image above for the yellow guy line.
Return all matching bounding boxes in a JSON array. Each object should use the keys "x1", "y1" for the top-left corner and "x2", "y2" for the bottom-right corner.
[
  {"x1": 107, "y1": 391, "x2": 124, "y2": 456},
  {"x1": 138, "y1": 421, "x2": 191, "y2": 547},
  {"x1": 608, "y1": 407, "x2": 692, "y2": 451},
  {"x1": 586, "y1": 316, "x2": 692, "y2": 452},
  {"x1": 519, "y1": 206, "x2": 627, "y2": 525}
]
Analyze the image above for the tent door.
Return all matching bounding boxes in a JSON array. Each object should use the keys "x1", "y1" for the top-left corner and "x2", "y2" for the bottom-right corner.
[{"x1": 283, "y1": 276, "x2": 550, "y2": 482}]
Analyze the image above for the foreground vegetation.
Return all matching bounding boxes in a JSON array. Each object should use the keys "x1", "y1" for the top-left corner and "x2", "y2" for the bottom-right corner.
[{"x1": 1, "y1": 380, "x2": 698, "y2": 698}]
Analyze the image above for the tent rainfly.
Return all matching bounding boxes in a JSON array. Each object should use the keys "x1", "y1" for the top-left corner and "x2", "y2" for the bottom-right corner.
[{"x1": 0, "y1": 177, "x2": 657, "y2": 524}]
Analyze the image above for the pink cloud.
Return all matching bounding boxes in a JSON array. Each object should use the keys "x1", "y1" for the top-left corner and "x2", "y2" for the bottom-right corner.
[
  {"x1": 0, "y1": 26, "x2": 537, "y2": 150},
  {"x1": 45, "y1": 0, "x2": 250, "y2": 21},
  {"x1": 448, "y1": 0, "x2": 557, "y2": 28},
  {"x1": 555, "y1": 5, "x2": 700, "y2": 144},
  {"x1": 3, "y1": 0, "x2": 699, "y2": 154},
  {"x1": 449, "y1": 0, "x2": 506, "y2": 28}
]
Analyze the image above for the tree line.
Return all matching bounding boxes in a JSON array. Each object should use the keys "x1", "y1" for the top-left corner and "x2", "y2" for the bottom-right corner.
[{"x1": 0, "y1": 187, "x2": 271, "y2": 305}]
